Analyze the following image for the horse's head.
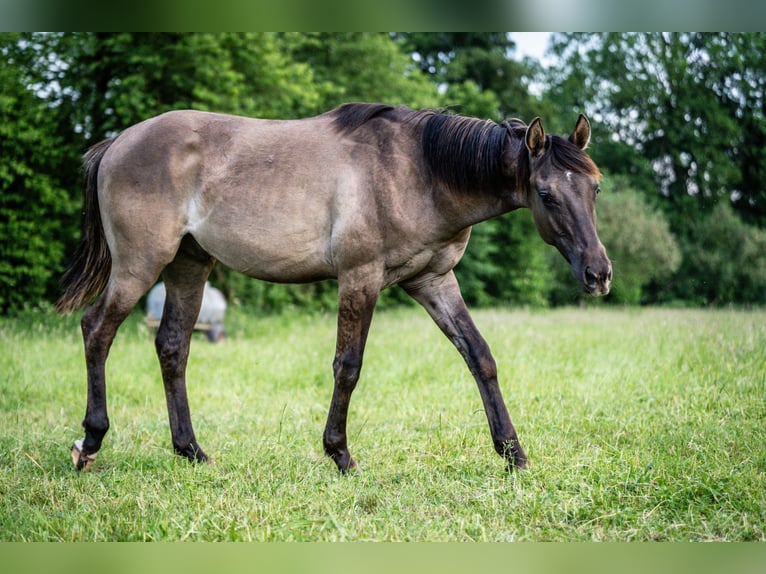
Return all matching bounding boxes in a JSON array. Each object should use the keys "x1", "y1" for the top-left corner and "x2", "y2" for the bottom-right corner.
[{"x1": 523, "y1": 115, "x2": 611, "y2": 296}]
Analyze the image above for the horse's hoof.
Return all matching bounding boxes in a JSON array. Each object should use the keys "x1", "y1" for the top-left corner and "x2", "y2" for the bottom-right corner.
[
  {"x1": 71, "y1": 438, "x2": 97, "y2": 472},
  {"x1": 507, "y1": 457, "x2": 528, "y2": 473},
  {"x1": 338, "y1": 462, "x2": 361, "y2": 476}
]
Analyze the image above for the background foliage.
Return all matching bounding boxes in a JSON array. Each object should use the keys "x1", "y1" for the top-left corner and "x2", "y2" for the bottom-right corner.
[{"x1": 2, "y1": 32, "x2": 765, "y2": 314}]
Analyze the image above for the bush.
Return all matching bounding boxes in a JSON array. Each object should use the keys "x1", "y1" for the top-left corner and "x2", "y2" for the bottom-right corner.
[
  {"x1": 597, "y1": 182, "x2": 682, "y2": 304},
  {"x1": 671, "y1": 202, "x2": 766, "y2": 305}
]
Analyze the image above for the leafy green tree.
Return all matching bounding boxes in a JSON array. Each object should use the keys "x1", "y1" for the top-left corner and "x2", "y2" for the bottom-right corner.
[
  {"x1": 0, "y1": 34, "x2": 79, "y2": 312},
  {"x1": 284, "y1": 32, "x2": 439, "y2": 112},
  {"x1": 397, "y1": 33, "x2": 539, "y2": 119},
  {"x1": 35, "y1": 33, "x2": 323, "y2": 143},
  {"x1": 701, "y1": 33, "x2": 766, "y2": 227},
  {"x1": 547, "y1": 33, "x2": 766, "y2": 229}
]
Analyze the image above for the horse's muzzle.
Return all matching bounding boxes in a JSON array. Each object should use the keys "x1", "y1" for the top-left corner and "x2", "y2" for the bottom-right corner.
[{"x1": 583, "y1": 261, "x2": 612, "y2": 296}]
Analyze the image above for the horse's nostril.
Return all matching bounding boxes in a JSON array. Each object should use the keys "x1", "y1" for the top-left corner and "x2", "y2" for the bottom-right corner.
[{"x1": 585, "y1": 264, "x2": 611, "y2": 291}]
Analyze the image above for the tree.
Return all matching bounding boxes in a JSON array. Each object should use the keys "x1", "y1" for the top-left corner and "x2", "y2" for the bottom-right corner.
[
  {"x1": 547, "y1": 33, "x2": 766, "y2": 229},
  {"x1": 701, "y1": 33, "x2": 766, "y2": 227},
  {"x1": 544, "y1": 33, "x2": 766, "y2": 306},
  {"x1": 284, "y1": 32, "x2": 438, "y2": 113},
  {"x1": 0, "y1": 34, "x2": 79, "y2": 312},
  {"x1": 397, "y1": 32, "x2": 540, "y2": 120},
  {"x1": 33, "y1": 33, "x2": 324, "y2": 144}
]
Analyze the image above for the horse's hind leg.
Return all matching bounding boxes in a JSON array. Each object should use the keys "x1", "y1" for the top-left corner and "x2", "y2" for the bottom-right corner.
[
  {"x1": 155, "y1": 236, "x2": 215, "y2": 463},
  {"x1": 73, "y1": 273, "x2": 156, "y2": 470}
]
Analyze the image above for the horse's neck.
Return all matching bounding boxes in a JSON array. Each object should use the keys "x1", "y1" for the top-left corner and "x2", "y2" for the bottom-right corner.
[
  {"x1": 434, "y1": 179, "x2": 527, "y2": 232},
  {"x1": 439, "y1": 153, "x2": 529, "y2": 229}
]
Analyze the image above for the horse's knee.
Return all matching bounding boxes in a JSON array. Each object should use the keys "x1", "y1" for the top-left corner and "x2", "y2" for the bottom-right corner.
[
  {"x1": 475, "y1": 353, "x2": 497, "y2": 381},
  {"x1": 154, "y1": 328, "x2": 174, "y2": 357},
  {"x1": 333, "y1": 353, "x2": 362, "y2": 389}
]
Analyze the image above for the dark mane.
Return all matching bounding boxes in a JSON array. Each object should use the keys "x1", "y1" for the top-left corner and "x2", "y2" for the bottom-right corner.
[
  {"x1": 419, "y1": 112, "x2": 510, "y2": 192},
  {"x1": 412, "y1": 113, "x2": 607, "y2": 195},
  {"x1": 331, "y1": 103, "x2": 511, "y2": 191},
  {"x1": 331, "y1": 103, "x2": 600, "y2": 194}
]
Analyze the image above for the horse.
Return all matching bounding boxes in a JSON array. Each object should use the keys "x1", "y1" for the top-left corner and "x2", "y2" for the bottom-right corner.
[{"x1": 57, "y1": 102, "x2": 611, "y2": 473}]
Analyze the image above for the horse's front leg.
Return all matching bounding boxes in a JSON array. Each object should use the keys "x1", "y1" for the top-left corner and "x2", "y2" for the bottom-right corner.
[
  {"x1": 403, "y1": 271, "x2": 527, "y2": 470},
  {"x1": 323, "y1": 272, "x2": 380, "y2": 473}
]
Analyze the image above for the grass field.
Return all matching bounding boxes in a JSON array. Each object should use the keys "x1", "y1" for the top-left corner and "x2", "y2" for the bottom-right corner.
[{"x1": 0, "y1": 306, "x2": 764, "y2": 541}]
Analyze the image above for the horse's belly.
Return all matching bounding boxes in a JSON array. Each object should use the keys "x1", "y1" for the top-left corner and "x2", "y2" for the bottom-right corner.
[
  {"x1": 239, "y1": 244, "x2": 335, "y2": 283},
  {"x1": 193, "y1": 223, "x2": 335, "y2": 283}
]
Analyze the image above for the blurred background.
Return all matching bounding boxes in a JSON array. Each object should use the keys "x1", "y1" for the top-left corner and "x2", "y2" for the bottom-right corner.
[{"x1": 2, "y1": 32, "x2": 765, "y2": 314}]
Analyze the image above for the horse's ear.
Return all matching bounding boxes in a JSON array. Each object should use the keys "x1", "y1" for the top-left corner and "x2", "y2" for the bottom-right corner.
[
  {"x1": 570, "y1": 113, "x2": 591, "y2": 150},
  {"x1": 525, "y1": 117, "x2": 546, "y2": 158}
]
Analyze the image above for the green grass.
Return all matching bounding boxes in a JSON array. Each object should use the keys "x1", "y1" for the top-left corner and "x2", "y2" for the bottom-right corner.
[{"x1": 1, "y1": 306, "x2": 764, "y2": 541}]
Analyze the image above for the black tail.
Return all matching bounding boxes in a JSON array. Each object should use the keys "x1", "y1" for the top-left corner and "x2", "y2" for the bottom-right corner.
[{"x1": 56, "y1": 138, "x2": 116, "y2": 314}]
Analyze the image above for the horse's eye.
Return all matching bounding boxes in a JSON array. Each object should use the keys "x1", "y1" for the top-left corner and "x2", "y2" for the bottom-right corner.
[
  {"x1": 595, "y1": 186, "x2": 601, "y2": 195},
  {"x1": 538, "y1": 190, "x2": 555, "y2": 206}
]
